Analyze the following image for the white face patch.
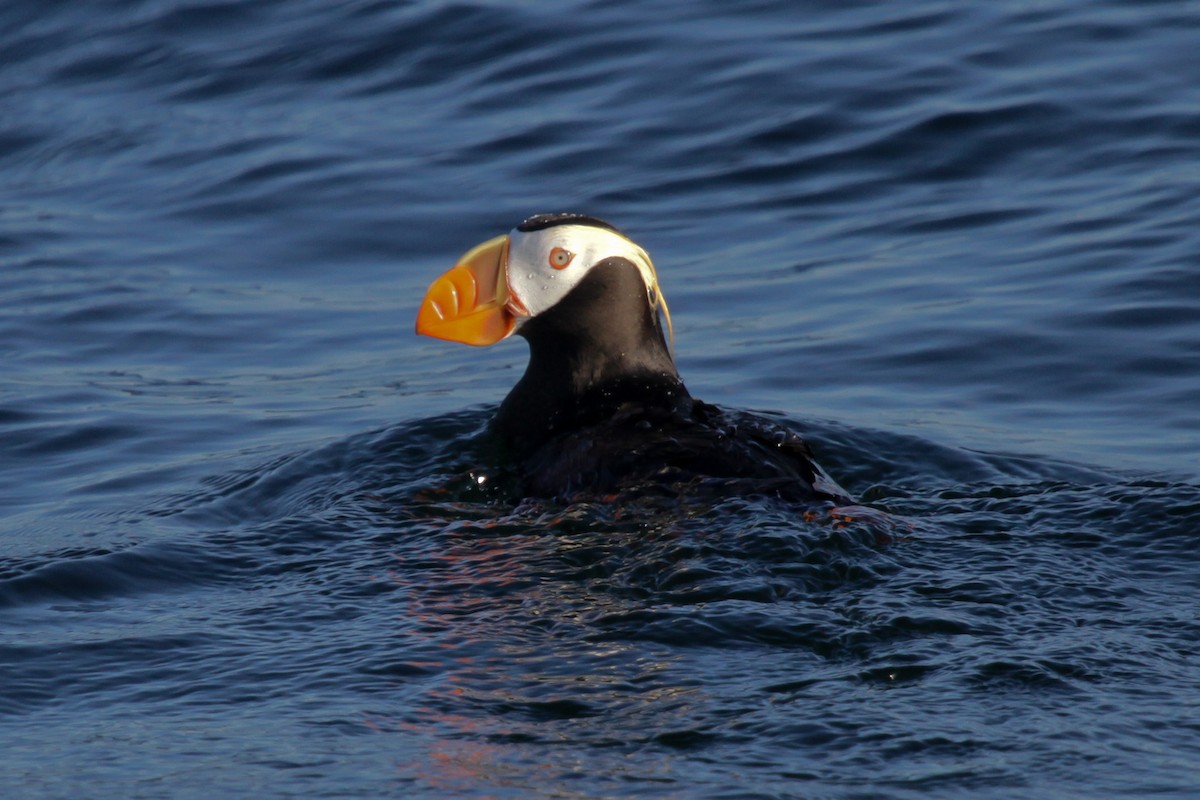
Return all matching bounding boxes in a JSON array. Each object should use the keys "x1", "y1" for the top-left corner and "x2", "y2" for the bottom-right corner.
[{"x1": 506, "y1": 224, "x2": 660, "y2": 321}]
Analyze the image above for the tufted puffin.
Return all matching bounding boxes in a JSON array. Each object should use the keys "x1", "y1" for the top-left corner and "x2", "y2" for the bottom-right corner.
[{"x1": 415, "y1": 213, "x2": 850, "y2": 504}]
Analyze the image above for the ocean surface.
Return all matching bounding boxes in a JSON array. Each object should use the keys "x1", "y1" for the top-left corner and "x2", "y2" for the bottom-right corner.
[{"x1": 3, "y1": 1, "x2": 1199, "y2": 797}]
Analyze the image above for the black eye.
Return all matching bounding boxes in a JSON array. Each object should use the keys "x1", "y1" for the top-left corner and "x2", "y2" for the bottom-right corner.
[{"x1": 548, "y1": 247, "x2": 574, "y2": 270}]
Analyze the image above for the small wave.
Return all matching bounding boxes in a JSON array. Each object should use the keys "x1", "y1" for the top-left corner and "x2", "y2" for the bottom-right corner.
[{"x1": 0, "y1": 540, "x2": 235, "y2": 609}]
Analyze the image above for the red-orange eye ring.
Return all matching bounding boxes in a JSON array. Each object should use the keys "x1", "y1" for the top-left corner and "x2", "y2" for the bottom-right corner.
[{"x1": 548, "y1": 247, "x2": 574, "y2": 270}]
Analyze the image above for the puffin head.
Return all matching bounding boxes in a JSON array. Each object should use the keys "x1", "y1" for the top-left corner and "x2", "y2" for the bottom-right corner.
[
  {"x1": 416, "y1": 213, "x2": 673, "y2": 353},
  {"x1": 413, "y1": 216, "x2": 850, "y2": 500},
  {"x1": 417, "y1": 214, "x2": 687, "y2": 453}
]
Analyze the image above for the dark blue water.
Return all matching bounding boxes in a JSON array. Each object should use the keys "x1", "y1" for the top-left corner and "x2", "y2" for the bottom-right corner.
[{"x1": 3, "y1": 1, "x2": 1199, "y2": 797}]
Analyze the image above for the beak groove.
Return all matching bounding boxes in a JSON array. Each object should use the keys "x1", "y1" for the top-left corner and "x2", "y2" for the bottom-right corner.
[{"x1": 415, "y1": 234, "x2": 515, "y2": 346}]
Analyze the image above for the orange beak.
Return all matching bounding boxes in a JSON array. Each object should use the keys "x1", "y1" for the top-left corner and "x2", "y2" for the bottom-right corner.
[{"x1": 415, "y1": 235, "x2": 518, "y2": 346}]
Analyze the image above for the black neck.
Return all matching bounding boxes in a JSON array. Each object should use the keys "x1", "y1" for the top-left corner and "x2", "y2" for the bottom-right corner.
[{"x1": 491, "y1": 258, "x2": 690, "y2": 456}]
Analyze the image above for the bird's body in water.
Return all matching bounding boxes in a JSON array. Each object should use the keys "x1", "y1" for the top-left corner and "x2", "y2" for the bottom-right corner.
[{"x1": 416, "y1": 213, "x2": 850, "y2": 505}]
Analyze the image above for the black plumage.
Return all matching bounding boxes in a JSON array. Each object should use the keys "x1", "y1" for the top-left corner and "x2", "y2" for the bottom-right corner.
[{"x1": 486, "y1": 223, "x2": 848, "y2": 503}]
